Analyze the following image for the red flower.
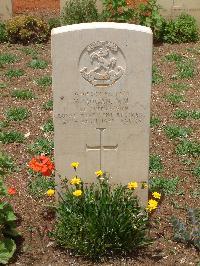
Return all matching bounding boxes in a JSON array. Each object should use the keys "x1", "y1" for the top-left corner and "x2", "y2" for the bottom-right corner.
[
  {"x1": 28, "y1": 156, "x2": 54, "y2": 177},
  {"x1": 8, "y1": 188, "x2": 16, "y2": 195}
]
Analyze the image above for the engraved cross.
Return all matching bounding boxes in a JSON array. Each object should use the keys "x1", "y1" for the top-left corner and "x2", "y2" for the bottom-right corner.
[{"x1": 86, "y1": 128, "x2": 118, "y2": 169}]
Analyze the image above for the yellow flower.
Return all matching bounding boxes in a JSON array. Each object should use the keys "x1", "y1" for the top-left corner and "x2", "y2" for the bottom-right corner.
[
  {"x1": 146, "y1": 199, "x2": 158, "y2": 212},
  {"x1": 70, "y1": 177, "x2": 81, "y2": 185},
  {"x1": 141, "y1": 182, "x2": 148, "y2": 189},
  {"x1": 46, "y1": 189, "x2": 55, "y2": 197},
  {"x1": 73, "y1": 190, "x2": 83, "y2": 197},
  {"x1": 70, "y1": 162, "x2": 79, "y2": 169},
  {"x1": 127, "y1": 181, "x2": 138, "y2": 190},
  {"x1": 95, "y1": 170, "x2": 103, "y2": 177},
  {"x1": 152, "y1": 192, "x2": 161, "y2": 199}
]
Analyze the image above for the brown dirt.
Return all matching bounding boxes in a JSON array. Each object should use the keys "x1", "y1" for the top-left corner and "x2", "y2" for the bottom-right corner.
[{"x1": 0, "y1": 40, "x2": 200, "y2": 265}]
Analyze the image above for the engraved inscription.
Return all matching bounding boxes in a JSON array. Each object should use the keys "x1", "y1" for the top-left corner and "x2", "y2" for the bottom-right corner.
[
  {"x1": 55, "y1": 90, "x2": 145, "y2": 127},
  {"x1": 79, "y1": 41, "x2": 126, "y2": 87}
]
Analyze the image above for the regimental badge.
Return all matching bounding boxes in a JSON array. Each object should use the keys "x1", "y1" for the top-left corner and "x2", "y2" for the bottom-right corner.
[{"x1": 79, "y1": 41, "x2": 126, "y2": 87}]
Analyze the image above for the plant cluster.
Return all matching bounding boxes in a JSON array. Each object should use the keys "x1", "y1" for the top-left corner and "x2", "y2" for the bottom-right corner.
[
  {"x1": 176, "y1": 140, "x2": 200, "y2": 157},
  {"x1": 0, "y1": 22, "x2": 8, "y2": 43},
  {"x1": 0, "y1": 179, "x2": 19, "y2": 264},
  {"x1": 5, "y1": 107, "x2": 29, "y2": 121},
  {"x1": 163, "y1": 14, "x2": 199, "y2": 43},
  {"x1": 0, "y1": 152, "x2": 15, "y2": 176},
  {"x1": 61, "y1": 0, "x2": 99, "y2": 25},
  {"x1": 171, "y1": 208, "x2": 200, "y2": 250},
  {"x1": 54, "y1": 166, "x2": 151, "y2": 259},
  {"x1": 102, "y1": 0, "x2": 134, "y2": 22},
  {"x1": 5, "y1": 69, "x2": 25, "y2": 79},
  {"x1": 6, "y1": 15, "x2": 49, "y2": 44},
  {"x1": 164, "y1": 125, "x2": 191, "y2": 139},
  {"x1": 0, "y1": 131, "x2": 25, "y2": 144},
  {"x1": 28, "y1": 158, "x2": 163, "y2": 259},
  {"x1": 29, "y1": 138, "x2": 54, "y2": 155},
  {"x1": 149, "y1": 154, "x2": 163, "y2": 173},
  {"x1": 11, "y1": 89, "x2": 35, "y2": 100},
  {"x1": 134, "y1": 0, "x2": 165, "y2": 42},
  {"x1": 174, "y1": 109, "x2": 200, "y2": 120},
  {"x1": 149, "y1": 176, "x2": 179, "y2": 195}
]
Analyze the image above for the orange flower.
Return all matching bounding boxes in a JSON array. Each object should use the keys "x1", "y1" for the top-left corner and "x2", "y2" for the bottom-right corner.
[
  {"x1": 28, "y1": 156, "x2": 54, "y2": 176},
  {"x1": 8, "y1": 188, "x2": 16, "y2": 195}
]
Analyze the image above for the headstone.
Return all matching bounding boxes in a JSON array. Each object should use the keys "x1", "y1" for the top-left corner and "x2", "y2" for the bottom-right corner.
[
  {"x1": 0, "y1": 0, "x2": 12, "y2": 21},
  {"x1": 52, "y1": 22, "x2": 152, "y2": 204},
  {"x1": 158, "y1": 0, "x2": 200, "y2": 26}
]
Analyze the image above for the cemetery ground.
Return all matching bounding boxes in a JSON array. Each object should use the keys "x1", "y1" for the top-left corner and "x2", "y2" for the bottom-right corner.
[{"x1": 0, "y1": 39, "x2": 199, "y2": 265}]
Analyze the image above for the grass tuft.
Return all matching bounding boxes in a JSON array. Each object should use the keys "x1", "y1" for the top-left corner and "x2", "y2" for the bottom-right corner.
[
  {"x1": 5, "y1": 107, "x2": 29, "y2": 121},
  {"x1": 0, "y1": 131, "x2": 25, "y2": 144}
]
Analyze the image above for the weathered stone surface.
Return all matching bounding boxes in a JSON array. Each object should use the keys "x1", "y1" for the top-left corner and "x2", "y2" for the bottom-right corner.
[
  {"x1": 0, "y1": 0, "x2": 12, "y2": 21},
  {"x1": 52, "y1": 22, "x2": 152, "y2": 204}
]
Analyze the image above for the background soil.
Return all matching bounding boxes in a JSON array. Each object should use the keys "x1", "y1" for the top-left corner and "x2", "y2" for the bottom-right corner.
[{"x1": 0, "y1": 40, "x2": 199, "y2": 265}]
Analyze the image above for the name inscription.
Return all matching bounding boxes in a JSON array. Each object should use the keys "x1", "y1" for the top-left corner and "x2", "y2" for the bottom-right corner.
[{"x1": 55, "y1": 90, "x2": 145, "y2": 126}]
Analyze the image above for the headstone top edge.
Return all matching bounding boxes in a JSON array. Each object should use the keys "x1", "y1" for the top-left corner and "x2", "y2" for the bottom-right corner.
[{"x1": 51, "y1": 22, "x2": 152, "y2": 36}]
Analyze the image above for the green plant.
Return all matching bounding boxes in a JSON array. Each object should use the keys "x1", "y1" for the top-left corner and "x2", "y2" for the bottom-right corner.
[
  {"x1": 165, "y1": 93, "x2": 185, "y2": 105},
  {"x1": 164, "y1": 125, "x2": 191, "y2": 139},
  {"x1": 171, "y1": 208, "x2": 200, "y2": 250},
  {"x1": 190, "y1": 188, "x2": 200, "y2": 198},
  {"x1": 0, "y1": 22, "x2": 8, "y2": 43},
  {"x1": 36, "y1": 76, "x2": 52, "y2": 87},
  {"x1": 61, "y1": 0, "x2": 99, "y2": 25},
  {"x1": 170, "y1": 82, "x2": 190, "y2": 92},
  {"x1": 176, "y1": 140, "x2": 200, "y2": 157},
  {"x1": 150, "y1": 116, "x2": 161, "y2": 128},
  {"x1": 0, "y1": 121, "x2": 9, "y2": 130},
  {"x1": 176, "y1": 59, "x2": 196, "y2": 79},
  {"x1": 187, "y1": 47, "x2": 200, "y2": 55},
  {"x1": 0, "y1": 83, "x2": 7, "y2": 89},
  {"x1": 102, "y1": 0, "x2": 134, "y2": 23},
  {"x1": 5, "y1": 107, "x2": 29, "y2": 121},
  {"x1": 173, "y1": 109, "x2": 189, "y2": 119},
  {"x1": 42, "y1": 119, "x2": 54, "y2": 133},
  {"x1": 28, "y1": 175, "x2": 55, "y2": 198},
  {"x1": 135, "y1": 0, "x2": 165, "y2": 42},
  {"x1": 165, "y1": 53, "x2": 184, "y2": 62},
  {"x1": 0, "y1": 179, "x2": 19, "y2": 264},
  {"x1": 0, "y1": 53, "x2": 19, "y2": 65},
  {"x1": 0, "y1": 153, "x2": 15, "y2": 176},
  {"x1": 42, "y1": 100, "x2": 53, "y2": 110},
  {"x1": 152, "y1": 65, "x2": 163, "y2": 84},
  {"x1": 5, "y1": 69, "x2": 25, "y2": 78},
  {"x1": 54, "y1": 171, "x2": 150, "y2": 259},
  {"x1": 28, "y1": 59, "x2": 48, "y2": 69},
  {"x1": 193, "y1": 162, "x2": 200, "y2": 181},
  {"x1": 149, "y1": 176, "x2": 179, "y2": 195},
  {"x1": 48, "y1": 17, "x2": 61, "y2": 30},
  {"x1": 21, "y1": 47, "x2": 38, "y2": 58},
  {"x1": 190, "y1": 110, "x2": 200, "y2": 120},
  {"x1": 29, "y1": 138, "x2": 54, "y2": 155},
  {"x1": 163, "y1": 13, "x2": 199, "y2": 44},
  {"x1": 0, "y1": 131, "x2": 25, "y2": 144},
  {"x1": 149, "y1": 154, "x2": 163, "y2": 173},
  {"x1": 11, "y1": 89, "x2": 35, "y2": 100},
  {"x1": 6, "y1": 15, "x2": 49, "y2": 44}
]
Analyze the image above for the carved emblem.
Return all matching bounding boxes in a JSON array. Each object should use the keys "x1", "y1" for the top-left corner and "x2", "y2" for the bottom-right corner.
[{"x1": 79, "y1": 41, "x2": 126, "y2": 87}]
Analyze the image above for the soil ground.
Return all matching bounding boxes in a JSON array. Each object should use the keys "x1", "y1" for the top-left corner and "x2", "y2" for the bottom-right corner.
[{"x1": 0, "y1": 39, "x2": 200, "y2": 265}]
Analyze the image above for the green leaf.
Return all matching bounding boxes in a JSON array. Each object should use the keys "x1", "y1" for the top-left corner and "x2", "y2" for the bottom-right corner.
[
  {"x1": 6, "y1": 210, "x2": 16, "y2": 222},
  {"x1": 0, "y1": 238, "x2": 16, "y2": 264}
]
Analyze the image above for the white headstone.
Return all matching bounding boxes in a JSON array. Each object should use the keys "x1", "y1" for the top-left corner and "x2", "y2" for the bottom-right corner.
[
  {"x1": 52, "y1": 23, "x2": 152, "y2": 204},
  {"x1": 0, "y1": 0, "x2": 12, "y2": 21}
]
